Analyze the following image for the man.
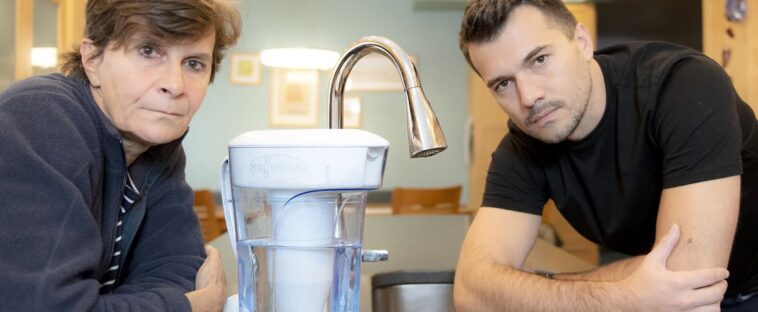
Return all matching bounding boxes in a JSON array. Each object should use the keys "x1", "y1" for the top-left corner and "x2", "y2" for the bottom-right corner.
[
  {"x1": 0, "y1": 0, "x2": 240, "y2": 311},
  {"x1": 454, "y1": 0, "x2": 757, "y2": 311}
]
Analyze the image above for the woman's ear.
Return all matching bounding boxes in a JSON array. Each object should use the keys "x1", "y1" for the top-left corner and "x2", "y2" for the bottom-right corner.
[
  {"x1": 573, "y1": 23, "x2": 594, "y2": 61},
  {"x1": 80, "y1": 38, "x2": 102, "y2": 87}
]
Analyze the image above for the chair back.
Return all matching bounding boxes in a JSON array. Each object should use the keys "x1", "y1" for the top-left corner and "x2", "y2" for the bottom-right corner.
[
  {"x1": 193, "y1": 189, "x2": 222, "y2": 243},
  {"x1": 391, "y1": 186, "x2": 462, "y2": 215}
]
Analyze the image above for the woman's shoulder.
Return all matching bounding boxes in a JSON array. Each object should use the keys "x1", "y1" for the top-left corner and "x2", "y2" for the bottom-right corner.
[
  {"x1": 2, "y1": 74, "x2": 106, "y2": 129},
  {"x1": 0, "y1": 74, "x2": 110, "y2": 148}
]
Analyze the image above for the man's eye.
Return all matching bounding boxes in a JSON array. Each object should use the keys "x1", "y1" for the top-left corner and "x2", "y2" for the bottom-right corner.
[
  {"x1": 495, "y1": 80, "x2": 510, "y2": 92},
  {"x1": 534, "y1": 55, "x2": 547, "y2": 65}
]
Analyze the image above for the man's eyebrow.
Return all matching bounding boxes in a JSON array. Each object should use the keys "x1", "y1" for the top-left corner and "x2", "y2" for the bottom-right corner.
[
  {"x1": 486, "y1": 74, "x2": 513, "y2": 89},
  {"x1": 523, "y1": 45, "x2": 548, "y2": 66},
  {"x1": 484, "y1": 45, "x2": 548, "y2": 89}
]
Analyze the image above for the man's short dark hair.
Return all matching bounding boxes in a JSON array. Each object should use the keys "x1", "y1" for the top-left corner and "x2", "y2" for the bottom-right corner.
[
  {"x1": 459, "y1": 0, "x2": 577, "y2": 70},
  {"x1": 60, "y1": 0, "x2": 241, "y2": 84}
]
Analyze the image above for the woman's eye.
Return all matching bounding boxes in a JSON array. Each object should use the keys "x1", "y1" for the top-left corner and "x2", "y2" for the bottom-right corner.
[
  {"x1": 139, "y1": 45, "x2": 159, "y2": 58},
  {"x1": 186, "y1": 59, "x2": 207, "y2": 72}
]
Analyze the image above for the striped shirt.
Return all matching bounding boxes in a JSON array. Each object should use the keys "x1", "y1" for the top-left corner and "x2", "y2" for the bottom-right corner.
[{"x1": 99, "y1": 173, "x2": 140, "y2": 294}]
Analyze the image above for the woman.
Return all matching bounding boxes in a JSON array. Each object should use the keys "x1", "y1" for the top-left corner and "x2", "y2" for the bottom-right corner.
[{"x1": 0, "y1": 0, "x2": 240, "y2": 311}]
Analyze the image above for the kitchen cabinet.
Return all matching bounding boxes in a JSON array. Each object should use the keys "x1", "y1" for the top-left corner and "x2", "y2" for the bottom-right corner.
[
  {"x1": 11, "y1": 0, "x2": 85, "y2": 82},
  {"x1": 702, "y1": 0, "x2": 757, "y2": 111}
]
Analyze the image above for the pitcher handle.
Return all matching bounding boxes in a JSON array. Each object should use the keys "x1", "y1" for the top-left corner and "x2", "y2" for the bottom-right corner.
[
  {"x1": 361, "y1": 249, "x2": 389, "y2": 262},
  {"x1": 220, "y1": 157, "x2": 237, "y2": 257}
]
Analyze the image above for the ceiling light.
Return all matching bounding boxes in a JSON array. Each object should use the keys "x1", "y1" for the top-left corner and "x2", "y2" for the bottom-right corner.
[
  {"x1": 31, "y1": 47, "x2": 57, "y2": 68},
  {"x1": 260, "y1": 48, "x2": 340, "y2": 70}
]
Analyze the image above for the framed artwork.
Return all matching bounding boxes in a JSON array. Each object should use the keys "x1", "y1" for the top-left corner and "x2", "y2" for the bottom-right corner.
[
  {"x1": 346, "y1": 53, "x2": 416, "y2": 92},
  {"x1": 343, "y1": 97, "x2": 362, "y2": 128},
  {"x1": 229, "y1": 52, "x2": 262, "y2": 85},
  {"x1": 269, "y1": 68, "x2": 319, "y2": 127}
]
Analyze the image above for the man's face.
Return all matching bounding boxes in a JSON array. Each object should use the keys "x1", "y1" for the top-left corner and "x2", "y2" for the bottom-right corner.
[
  {"x1": 468, "y1": 5, "x2": 594, "y2": 144},
  {"x1": 85, "y1": 31, "x2": 216, "y2": 146}
]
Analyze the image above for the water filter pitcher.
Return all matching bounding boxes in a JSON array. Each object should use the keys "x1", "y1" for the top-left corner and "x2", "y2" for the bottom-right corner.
[{"x1": 221, "y1": 129, "x2": 389, "y2": 312}]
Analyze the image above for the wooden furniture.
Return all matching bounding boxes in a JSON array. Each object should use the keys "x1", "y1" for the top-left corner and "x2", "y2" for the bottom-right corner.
[
  {"x1": 466, "y1": 3, "x2": 600, "y2": 264},
  {"x1": 193, "y1": 189, "x2": 223, "y2": 243},
  {"x1": 12, "y1": 0, "x2": 86, "y2": 81},
  {"x1": 702, "y1": 0, "x2": 757, "y2": 111},
  {"x1": 391, "y1": 186, "x2": 462, "y2": 215},
  {"x1": 15, "y1": 0, "x2": 33, "y2": 80}
]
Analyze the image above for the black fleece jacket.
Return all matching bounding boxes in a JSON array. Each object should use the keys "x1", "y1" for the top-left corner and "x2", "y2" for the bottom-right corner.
[{"x1": 0, "y1": 74, "x2": 205, "y2": 311}]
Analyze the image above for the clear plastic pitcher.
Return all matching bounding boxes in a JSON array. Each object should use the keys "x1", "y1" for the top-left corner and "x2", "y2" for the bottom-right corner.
[{"x1": 220, "y1": 129, "x2": 389, "y2": 312}]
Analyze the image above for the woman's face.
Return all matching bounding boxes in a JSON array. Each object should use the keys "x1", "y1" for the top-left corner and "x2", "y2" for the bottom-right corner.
[{"x1": 83, "y1": 31, "x2": 216, "y2": 146}]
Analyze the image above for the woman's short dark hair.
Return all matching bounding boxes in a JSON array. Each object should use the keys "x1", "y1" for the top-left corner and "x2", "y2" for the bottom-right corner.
[
  {"x1": 459, "y1": 0, "x2": 577, "y2": 70},
  {"x1": 60, "y1": 0, "x2": 241, "y2": 84}
]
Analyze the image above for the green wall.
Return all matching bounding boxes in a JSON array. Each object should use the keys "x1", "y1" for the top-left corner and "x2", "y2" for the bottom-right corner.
[{"x1": 182, "y1": 1, "x2": 470, "y2": 201}]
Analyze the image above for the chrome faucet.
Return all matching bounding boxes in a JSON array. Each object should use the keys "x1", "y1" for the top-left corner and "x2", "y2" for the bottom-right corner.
[{"x1": 328, "y1": 36, "x2": 447, "y2": 158}]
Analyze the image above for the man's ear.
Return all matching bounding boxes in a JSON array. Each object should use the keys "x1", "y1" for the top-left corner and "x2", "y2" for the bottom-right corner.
[
  {"x1": 80, "y1": 38, "x2": 103, "y2": 87},
  {"x1": 573, "y1": 23, "x2": 594, "y2": 61}
]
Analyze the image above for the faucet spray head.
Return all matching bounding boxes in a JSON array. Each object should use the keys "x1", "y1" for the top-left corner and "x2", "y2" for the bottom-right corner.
[{"x1": 405, "y1": 86, "x2": 447, "y2": 157}]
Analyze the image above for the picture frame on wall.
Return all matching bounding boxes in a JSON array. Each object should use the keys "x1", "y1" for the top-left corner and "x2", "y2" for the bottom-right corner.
[
  {"x1": 269, "y1": 67, "x2": 319, "y2": 127},
  {"x1": 343, "y1": 97, "x2": 362, "y2": 128},
  {"x1": 228, "y1": 52, "x2": 262, "y2": 85}
]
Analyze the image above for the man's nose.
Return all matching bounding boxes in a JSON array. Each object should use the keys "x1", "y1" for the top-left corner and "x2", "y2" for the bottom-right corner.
[
  {"x1": 516, "y1": 75, "x2": 544, "y2": 108},
  {"x1": 158, "y1": 62, "x2": 185, "y2": 97}
]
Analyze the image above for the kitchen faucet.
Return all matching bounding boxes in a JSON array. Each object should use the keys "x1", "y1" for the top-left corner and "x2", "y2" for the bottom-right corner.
[{"x1": 328, "y1": 36, "x2": 447, "y2": 158}]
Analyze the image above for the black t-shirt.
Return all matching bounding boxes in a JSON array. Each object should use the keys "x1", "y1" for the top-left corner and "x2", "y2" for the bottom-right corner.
[{"x1": 482, "y1": 42, "x2": 758, "y2": 296}]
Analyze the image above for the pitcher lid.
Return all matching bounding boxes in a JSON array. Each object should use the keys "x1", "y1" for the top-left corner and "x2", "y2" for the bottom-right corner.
[{"x1": 229, "y1": 129, "x2": 389, "y2": 148}]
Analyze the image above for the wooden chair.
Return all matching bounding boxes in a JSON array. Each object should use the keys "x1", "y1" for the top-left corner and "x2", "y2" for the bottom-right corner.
[
  {"x1": 391, "y1": 186, "x2": 462, "y2": 215},
  {"x1": 193, "y1": 189, "x2": 223, "y2": 243}
]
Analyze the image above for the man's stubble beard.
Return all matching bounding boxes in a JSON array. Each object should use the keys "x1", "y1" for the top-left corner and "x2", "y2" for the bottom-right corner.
[{"x1": 524, "y1": 66, "x2": 592, "y2": 144}]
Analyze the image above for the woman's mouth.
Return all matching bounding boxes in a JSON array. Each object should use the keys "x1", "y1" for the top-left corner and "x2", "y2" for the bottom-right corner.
[{"x1": 145, "y1": 107, "x2": 184, "y2": 117}]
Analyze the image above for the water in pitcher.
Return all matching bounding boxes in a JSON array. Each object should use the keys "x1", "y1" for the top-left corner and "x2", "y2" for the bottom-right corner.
[{"x1": 237, "y1": 239, "x2": 362, "y2": 312}]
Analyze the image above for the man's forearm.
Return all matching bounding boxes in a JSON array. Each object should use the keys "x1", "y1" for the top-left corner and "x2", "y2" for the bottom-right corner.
[
  {"x1": 455, "y1": 260, "x2": 629, "y2": 312},
  {"x1": 552, "y1": 256, "x2": 642, "y2": 282}
]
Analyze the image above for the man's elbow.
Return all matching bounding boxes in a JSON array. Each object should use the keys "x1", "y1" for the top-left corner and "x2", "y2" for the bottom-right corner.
[{"x1": 453, "y1": 269, "x2": 480, "y2": 311}]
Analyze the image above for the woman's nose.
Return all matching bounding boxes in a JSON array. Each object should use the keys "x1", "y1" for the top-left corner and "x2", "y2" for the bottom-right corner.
[{"x1": 158, "y1": 62, "x2": 186, "y2": 97}]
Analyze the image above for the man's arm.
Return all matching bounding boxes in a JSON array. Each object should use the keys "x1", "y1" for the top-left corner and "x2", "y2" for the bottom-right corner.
[
  {"x1": 657, "y1": 176, "x2": 740, "y2": 270},
  {"x1": 454, "y1": 208, "x2": 729, "y2": 311},
  {"x1": 556, "y1": 175, "x2": 739, "y2": 285},
  {"x1": 552, "y1": 256, "x2": 642, "y2": 282},
  {"x1": 454, "y1": 208, "x2": 625, "y2": 311}
]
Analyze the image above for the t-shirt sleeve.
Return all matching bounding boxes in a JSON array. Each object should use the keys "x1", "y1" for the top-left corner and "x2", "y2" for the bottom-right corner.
[
  {"x1": 481, "y1": 133, "x2": 549, "y2": 215},
  {"x1": 653, "y1": 56, "x2": 743, "y2": 188}
]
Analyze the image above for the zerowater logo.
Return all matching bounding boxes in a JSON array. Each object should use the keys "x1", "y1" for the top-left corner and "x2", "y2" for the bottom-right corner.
[{"x1": 248, "y1": 155, "x2": 306, "y2": 180}]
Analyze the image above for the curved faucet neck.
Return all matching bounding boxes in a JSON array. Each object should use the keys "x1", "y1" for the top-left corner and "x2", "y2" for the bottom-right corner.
[
  {"x1": 328, "y1": 36, "x2": 420, "y2": 129},
  {"x1": 327, "y1": 36, "x2": 447, "y2": 158}
]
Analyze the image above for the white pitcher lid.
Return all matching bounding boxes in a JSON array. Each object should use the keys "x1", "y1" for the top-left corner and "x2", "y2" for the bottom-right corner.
[{"x1": 229, "y1": 129, "x2": 389, "y2": 148}]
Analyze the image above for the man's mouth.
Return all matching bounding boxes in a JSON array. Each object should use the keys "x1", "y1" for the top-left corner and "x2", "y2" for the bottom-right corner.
[{"x1": 527, "y1": 104, "x2": 561, "y2": 126}]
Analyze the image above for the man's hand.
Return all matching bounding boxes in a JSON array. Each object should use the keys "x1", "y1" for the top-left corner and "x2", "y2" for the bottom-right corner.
[
  {"x1": 186, "y1": 245, "x2": 227, "y2": 312},
  {"x1": 620, "y1": 224, "x2": 729, "y2": 311}
]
